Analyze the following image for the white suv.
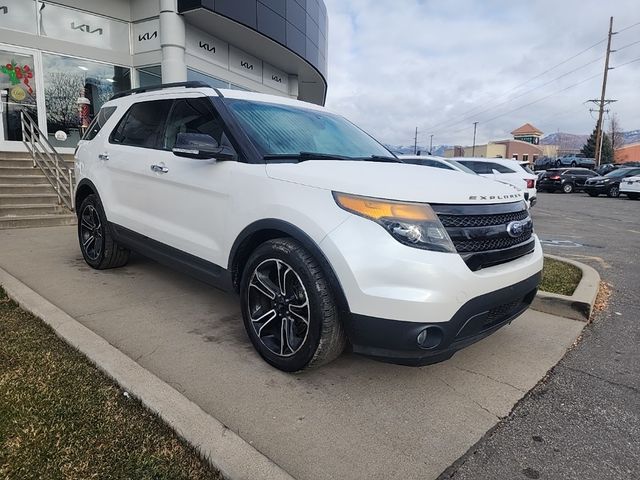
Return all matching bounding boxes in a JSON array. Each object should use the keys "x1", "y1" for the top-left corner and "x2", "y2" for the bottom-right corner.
[
  {"x1": 454, "y1": 157, "x2": 538, "y2": 207},
  {"x1": 74, "y1": 82, "x2": 543, "y2": 372}
]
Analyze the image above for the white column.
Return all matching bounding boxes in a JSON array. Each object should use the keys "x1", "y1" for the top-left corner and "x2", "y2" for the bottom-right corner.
[{"x1": 159, "y1": 0, "x2": 187, "y2": 83}]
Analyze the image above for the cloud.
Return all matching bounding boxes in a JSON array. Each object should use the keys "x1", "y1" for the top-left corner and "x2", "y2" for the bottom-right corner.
[{"x1": 323, "y1": 0, "x2": 640, "y2": 147}]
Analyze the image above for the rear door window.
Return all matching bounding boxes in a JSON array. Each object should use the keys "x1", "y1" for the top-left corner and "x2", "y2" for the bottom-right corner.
[
  {"x1": 488, "y1": 162, "x2": 516, "y2": 174},
  {"x1": 459, "y1": 161, "x2": 491, "y2": 174},
  {"x1": 110, "y1": 100, "x2": 173, "y2": 149}
]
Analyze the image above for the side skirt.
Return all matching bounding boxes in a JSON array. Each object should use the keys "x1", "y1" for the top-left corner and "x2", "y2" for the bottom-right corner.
[{"x1": 109, "y1": 223, "x2": 234, "y2": 292}]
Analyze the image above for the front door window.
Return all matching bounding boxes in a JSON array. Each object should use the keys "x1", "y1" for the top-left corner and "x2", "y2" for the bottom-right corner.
[{"x1": 0, "y1": 48, "x2": 37, "y2": 142}]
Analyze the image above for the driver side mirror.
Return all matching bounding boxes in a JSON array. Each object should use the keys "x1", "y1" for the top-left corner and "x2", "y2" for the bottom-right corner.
[{"x1": 172, "y1": 132, "x2": 236, "y2": 161}]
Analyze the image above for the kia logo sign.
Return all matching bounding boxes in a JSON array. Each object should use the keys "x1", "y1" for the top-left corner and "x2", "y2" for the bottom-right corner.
[
  {"x1": 138, "y1": 31, "x2": 158, "y2": 41},
  {"x1": 271, "y1": 75, "x2": 282, "y2": 83},
  {"x1": 240, "y1": 61, "x2": 254, "y2": 71},
  {"x1": 71, "y1": 22, "x2": 103, "y2": 35},
  {"x1": 199, "y1": 41, "x2": 215, "y2": 53}
]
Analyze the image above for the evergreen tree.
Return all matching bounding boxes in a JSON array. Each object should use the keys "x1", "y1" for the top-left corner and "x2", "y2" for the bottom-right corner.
[{"x1": 581, "y1": 125, "x2": 614, "y2": 164}]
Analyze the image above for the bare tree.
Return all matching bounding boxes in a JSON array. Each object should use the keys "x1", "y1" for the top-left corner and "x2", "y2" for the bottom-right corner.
[
  {"x1": 608, "y1": 113, "x2": 625, "y2": 152},
  {"x1": 44, "y1": 72, "x2": 85, "y2": 131}
]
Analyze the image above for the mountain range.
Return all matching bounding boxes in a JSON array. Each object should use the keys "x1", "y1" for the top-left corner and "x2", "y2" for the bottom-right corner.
[{"x1": 386, "y1": 129, "x2": 640, "y2": 156}]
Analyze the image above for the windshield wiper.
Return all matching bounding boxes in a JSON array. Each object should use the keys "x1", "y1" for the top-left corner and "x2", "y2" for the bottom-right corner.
[
  {"x1": 360, "y1": 155, "x2": 403, "y2": 163},
  {"x1": 263, "y1": 152, "x2": 354, "y2": 162}
]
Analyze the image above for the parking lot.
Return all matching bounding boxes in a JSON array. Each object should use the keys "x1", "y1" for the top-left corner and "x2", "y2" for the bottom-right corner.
[
  {"x1": 444, "y1": 191, "x2": 640, "y2": 479},
  {"x1": 0, "y1": 214, "x2": 585, "y2": 480}
]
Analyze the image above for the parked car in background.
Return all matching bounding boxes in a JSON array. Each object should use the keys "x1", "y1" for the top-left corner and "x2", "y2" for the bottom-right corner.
[
  {"x1": 399, "y1": 155, "x2": 477, "y2": 174},
  {"x1": 538, "y1": 168, "x2": 597, "y2": 193},
  {"x1": 534, "y1": 156, "x2": 555, "y2": 171},
  {"x1": 74, "y1": 82, "x2": 543, "y2": 372},
  {"x1": 584, "y1": 167, "x2": 640, "y2": 197},
  {"x1": 620, "y1": 175, "x2": 640, "y2": 200},
  {"x1": 595, "y1": 163, "x2": 620, "y2": 176},
  {"x1": 554, "y1": 156, "x2": 596, "y2": 168},
  {"x1": 454, "y1": 157, "x2": 537, "y2": 207}
]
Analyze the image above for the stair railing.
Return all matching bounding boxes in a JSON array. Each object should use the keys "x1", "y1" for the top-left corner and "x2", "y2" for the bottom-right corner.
[{"x1": 20, "y1": 110, "x2": 74, "y2": 211}]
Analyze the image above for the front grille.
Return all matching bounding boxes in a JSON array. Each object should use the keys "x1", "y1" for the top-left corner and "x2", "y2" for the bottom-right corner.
[
  {"x1": 432, "y1": 202, "x2": 534, "y2": 270},
  {"x1": 438, "y1": 210, "x2": 529, "y2": 228},
  {"x1": 453, "y1": 232, "x2": 532, "y2": 253}
]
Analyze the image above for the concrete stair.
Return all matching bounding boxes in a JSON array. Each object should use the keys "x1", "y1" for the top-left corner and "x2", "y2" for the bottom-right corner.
[{"x1": 0, "y1": 153, "x2": 77, "y2": 229}]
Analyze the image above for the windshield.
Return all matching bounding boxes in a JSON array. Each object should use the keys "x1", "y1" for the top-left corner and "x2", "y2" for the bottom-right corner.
[
  {"x1": 445, "y1": 159, "x2": 477, "y2": 175},
  {"x1": 223, "y1": 99, "x2": 393, "y2": 160},
  {"x1": 605, "y1": 168, "x2": 635, "y2": 178}
]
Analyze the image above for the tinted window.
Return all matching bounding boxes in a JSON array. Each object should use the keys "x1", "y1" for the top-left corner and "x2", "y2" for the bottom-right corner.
[
  {"x1": 458, "y1": 161, "x2": 492, "y2": 174},
  {"x1": 110, "y1": 100, "x2": 173, "y2": 149},
  {"x1": 163, "y1": 98, "x2": 226, "y2": 150},
  {"x1": 489, "y1": 163, "x2": 516, "y2": 174},
  {"x1": 83, "y1": 106, "x2": 116, "y2": 141}
]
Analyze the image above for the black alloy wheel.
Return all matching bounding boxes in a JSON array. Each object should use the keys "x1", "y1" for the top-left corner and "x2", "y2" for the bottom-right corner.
[
  {"x1": 77, "y1": 194, "x2": 130, "y2": 269},
  {"x1": 240, "y1": 238, "x2": 346, "y2": 372},
  {"x1": 607, "y1": 185, "x2": 620, "y2": 198},
  {"x1": 80, "y1": 203, "x2": 103, "y2": 262}
]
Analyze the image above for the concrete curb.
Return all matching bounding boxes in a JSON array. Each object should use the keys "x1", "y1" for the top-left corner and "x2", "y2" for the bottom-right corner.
[
  {"x1": 0, "y1": 267, "x2": 295, "y2": 480},
  {"x1": 531, "y1": 254, "x2": 600, "y2": 322}
]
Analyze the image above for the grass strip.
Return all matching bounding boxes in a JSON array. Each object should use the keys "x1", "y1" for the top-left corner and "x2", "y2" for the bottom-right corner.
[
  {"x1": 540, "y1": 257, "x2": 582, "y2": 296},
  {"x1": 0, "y1": 287, "x2": 221, "y2": 480}
]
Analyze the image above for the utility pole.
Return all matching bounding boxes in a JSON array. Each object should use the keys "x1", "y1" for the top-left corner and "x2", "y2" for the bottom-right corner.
[
  {"x1": 414, "y1": 127, "x2": 418, "y2": 155},
  {"x1": 471, "y1": 122, "x2": 478, "y2": 157},
  {"x1": 594, "y1": 16, "x2": 616, "y2": 167},
  {"x1": 429, "y1": 134, "x2": 434, "y2": 155}
]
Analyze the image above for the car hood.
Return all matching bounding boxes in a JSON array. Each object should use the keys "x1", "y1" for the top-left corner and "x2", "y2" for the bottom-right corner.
[
  {"x1": 266, "y1": 161, "x2": 525, "y2": 204},
  {"x1": 588, "y1": 176, "x2": 614, "y2": 182}
]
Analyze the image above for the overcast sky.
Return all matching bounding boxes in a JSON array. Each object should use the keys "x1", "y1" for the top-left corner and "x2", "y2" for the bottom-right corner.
[{"x1": 322, "y1": 0, "x2": 640, "y2": 147}]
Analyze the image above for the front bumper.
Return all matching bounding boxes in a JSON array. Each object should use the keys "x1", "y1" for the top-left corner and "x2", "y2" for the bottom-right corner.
[
  {"x1": 346, "y1": 272, "x2": 541, "y2": 366},
  {"x1": 584, "y1": 183, "x2": 611, "y2": 194}
]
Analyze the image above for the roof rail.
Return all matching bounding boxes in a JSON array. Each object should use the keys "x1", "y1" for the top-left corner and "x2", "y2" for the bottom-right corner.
[{"x1": 110, "y1": 81, "x2": 212, "y2": 100}]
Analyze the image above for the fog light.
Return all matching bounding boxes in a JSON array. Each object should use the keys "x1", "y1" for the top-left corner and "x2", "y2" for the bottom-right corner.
[{"x1": 416, "y1": 326, "x2": 444, "y2": 349}]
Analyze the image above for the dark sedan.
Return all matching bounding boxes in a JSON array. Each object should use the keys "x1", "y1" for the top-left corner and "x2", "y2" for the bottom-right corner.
[
  {"x1": 584, "y1": 167, "x2": 640, "y2": 197},
  {"x1": 538, "y1": 168, "x2": 597, "y2": 193}
]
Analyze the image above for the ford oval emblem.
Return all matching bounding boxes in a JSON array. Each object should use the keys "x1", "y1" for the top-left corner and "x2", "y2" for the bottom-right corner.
[{"x1": 506, "y1": 220, "x2": 527, "y2": 238}]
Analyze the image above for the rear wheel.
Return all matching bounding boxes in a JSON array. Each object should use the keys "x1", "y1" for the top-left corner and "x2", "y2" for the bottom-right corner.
[
  {"x1": 562, "y1": 183, "x2": 574, "y2": 194},
  {"x1": 78, "y1": 194, "x2": 130, "y2": 269},
  {"x1": 240, "y1": 238, "x2": 346, "y2": 372},
  {"x1": 607, "y1": 185, "x2": 620, "y2": 198},
  {"x1": 555, "y1": 160, "x2": 562, "y2": 167},
  {"x1": 571, "y1": 161, "x2": 577, "y2": 167}
]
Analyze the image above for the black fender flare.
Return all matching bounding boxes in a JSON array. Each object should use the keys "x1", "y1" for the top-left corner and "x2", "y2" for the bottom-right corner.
[{"x1": 228, "y1": 218, "x2": 351, "y2": 315}]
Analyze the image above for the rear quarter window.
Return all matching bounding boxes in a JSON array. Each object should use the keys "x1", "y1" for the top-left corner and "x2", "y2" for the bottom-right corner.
[{"x1": 82, "y1": 106, "x2": 117, "y2": 141}]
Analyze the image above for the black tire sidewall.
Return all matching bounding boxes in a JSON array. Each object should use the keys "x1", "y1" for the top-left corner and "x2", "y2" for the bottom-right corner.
[
  {"x1": 563, "y1": 183, "x2": 574, "y2": 193},
  {"x1": 608, "y1": 186, "x2": 620, "y2": 197},
  {"x1": 78, "y1": 194, "x2": 107, "y2": 269},
  {"x1": 239, "y1": 240, "x2": 328, "y2": 372}
]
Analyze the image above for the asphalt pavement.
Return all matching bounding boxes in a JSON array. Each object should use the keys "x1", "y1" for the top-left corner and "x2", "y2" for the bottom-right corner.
[{"x1": 440, "y1": 192, "x2": 640, "y2": 480}]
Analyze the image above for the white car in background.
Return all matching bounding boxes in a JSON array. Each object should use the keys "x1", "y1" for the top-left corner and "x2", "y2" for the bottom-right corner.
[
  {"x1": 620, "y1": 175, "x2": 640, "y2": 200},
  {"x1": 453, "y1": 157, "x2": 538, "y2": 207},
  {"x1": 400, "y1": 155, "x2": 478, "y2": 174}
]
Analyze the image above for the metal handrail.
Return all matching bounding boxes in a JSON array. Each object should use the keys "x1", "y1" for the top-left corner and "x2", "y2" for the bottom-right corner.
[{"x1": 20, "y1": 111, "x2": 74, "y2": 211}]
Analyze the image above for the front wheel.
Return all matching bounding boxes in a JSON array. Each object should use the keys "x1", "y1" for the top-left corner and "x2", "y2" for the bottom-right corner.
[
  {"x1": 607, "y1": 185, "x2": 620, "y2": 198},
  {"x1": 78, "y1": 194, "x2": 130, "y2": 269},
  {"x1": 240, "y1": 238, "x2": 346, "y2": 372},
  {"x1": 571, "y1": 161, "x2": 577, "y2": 167},
  {"x1": 555, "y1": 160, "x2": 562, "y2": 167},
  {"x1": 562, "y1": 183, "x2": 574, "y2": 194}
]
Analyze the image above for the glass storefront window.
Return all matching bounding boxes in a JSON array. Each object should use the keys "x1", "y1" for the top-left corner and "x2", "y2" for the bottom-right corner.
[
  {"x1": 0, "y1": 48, "x2": 38, "y2": 143},
  {"x1": 42, "y1": 53, "x2": 130, "y2": 148},
  {"x1": 138, "y1": 65, "x2": 162, "y2": 88}
]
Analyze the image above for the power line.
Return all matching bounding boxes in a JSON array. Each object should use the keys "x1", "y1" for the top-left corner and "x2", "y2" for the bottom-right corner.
[
  {"x1": 420, "y1": 38, "x2": 607, "y2": 135},
  {"x1": 617, "y1": 20, "x2": 640, "y2": 33},
  {"x1": 612, "y1": 56, "x2": 640, "y2": 68},
  {"x1": 428, "y1": 56, "x2": 604, "y2": 137},
  {"x1": 615, "y1": 39, "x2": 640, "y2": 51}
]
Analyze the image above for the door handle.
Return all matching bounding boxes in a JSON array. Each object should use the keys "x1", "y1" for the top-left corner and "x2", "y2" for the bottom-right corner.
[
  {"x1": 150, "y1": 164, "x2": 169, "y2": 173},
  {"x1": 98, "y1": 153, "x2": 109, "y2": 161}
]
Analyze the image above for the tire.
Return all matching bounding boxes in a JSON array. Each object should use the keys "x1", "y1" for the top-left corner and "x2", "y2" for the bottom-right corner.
[
  {"x1": 239, "y1": 238, "x2": 346, "y2": 372},
  {"x1": 570, "y1": 161, "x2": 577, "y2": 167},
  {"x1": 562, "y1": 183, "x2": 574, "y2": 194},
  {"x1": 607, "y1": 185, "x2": 620, "y2": 198},
  {"x1": 555, "y1": 160, "x2": 562, "y2": 167},
  {"x1": 78, "y1": 194, "x2": 130, "y2": 269},
  {"x1": 627, "y1": 193, "x2": 639, "y2": 200},
  {"x1": 587, "y1": 192, "x2": 599, "y2": 197}
]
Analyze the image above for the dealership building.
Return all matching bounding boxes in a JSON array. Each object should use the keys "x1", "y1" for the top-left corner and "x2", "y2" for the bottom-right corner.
[{"x1": 0, "y1": 0, "x2": 328, "y2": 151}]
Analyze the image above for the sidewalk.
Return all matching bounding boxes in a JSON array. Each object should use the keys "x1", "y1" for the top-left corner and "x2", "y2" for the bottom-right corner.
[{"x1": 0, "y1": 226, "x2": 585, "y2": 480}]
